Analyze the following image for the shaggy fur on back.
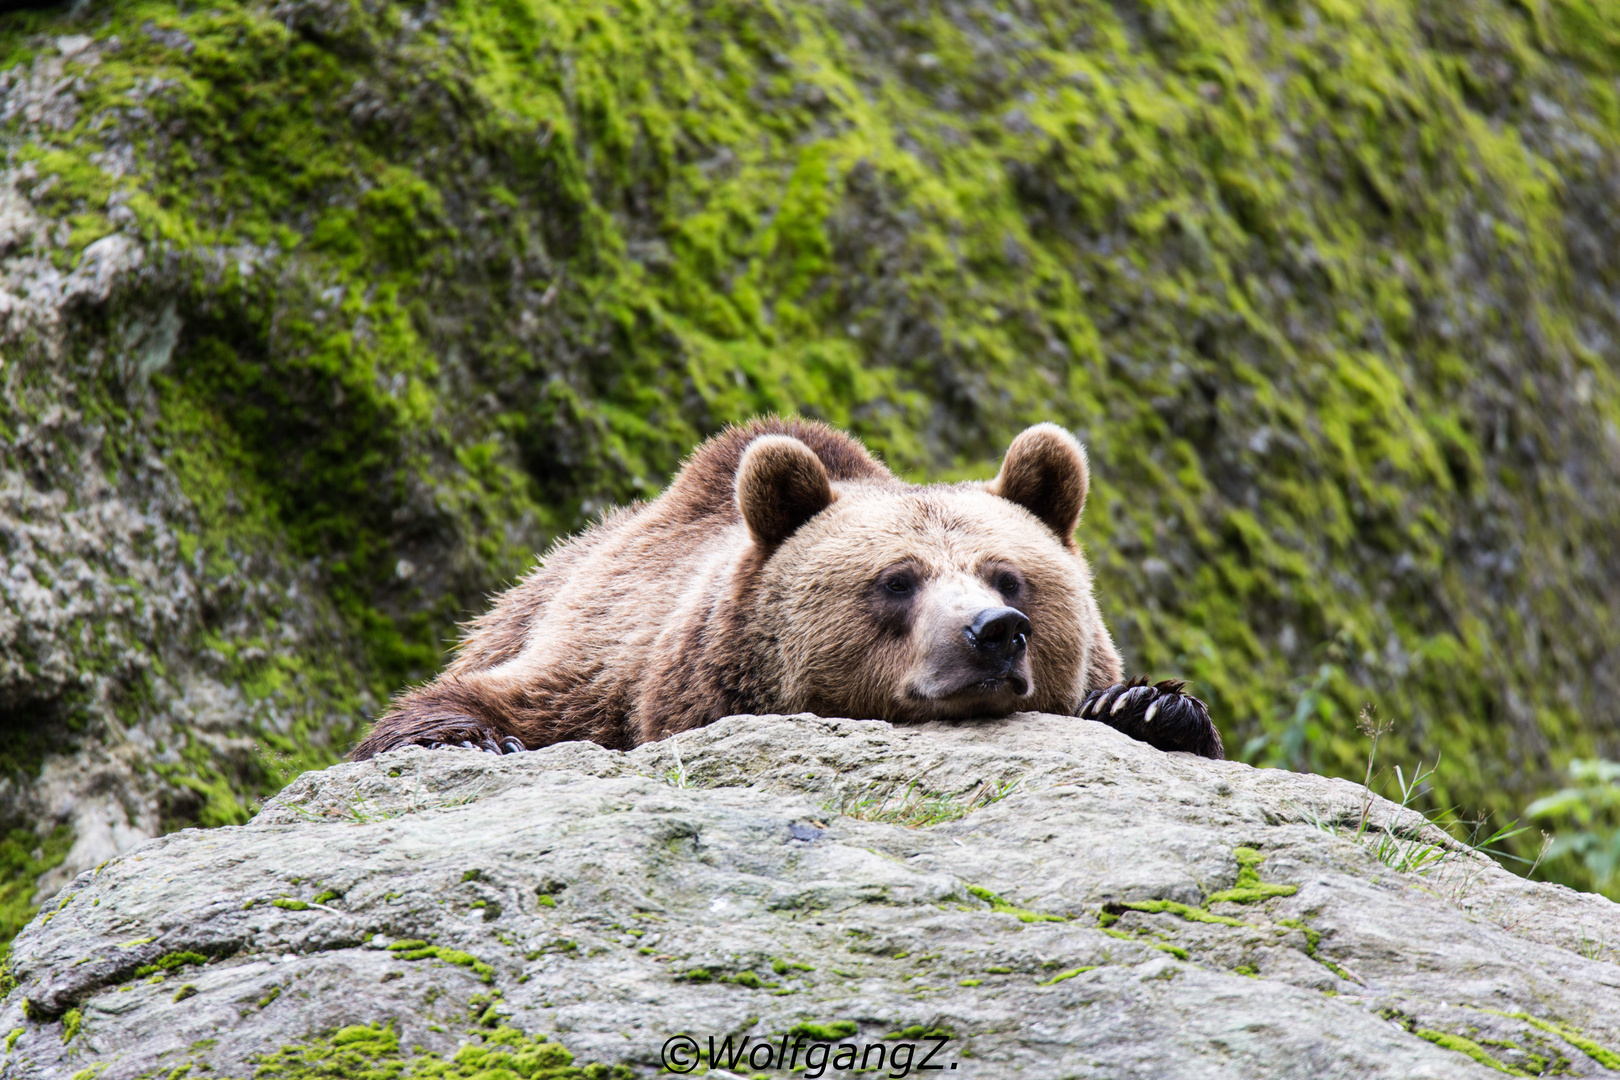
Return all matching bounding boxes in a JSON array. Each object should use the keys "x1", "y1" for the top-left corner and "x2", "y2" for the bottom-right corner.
[{"x1": 352, "y1": 417, "x2": 1221, "y2": 760}]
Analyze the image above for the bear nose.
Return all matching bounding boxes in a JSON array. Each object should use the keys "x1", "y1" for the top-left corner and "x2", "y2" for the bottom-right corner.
[{"x1": 965, "y1": 607, "x2": 1032, "y2": 660}]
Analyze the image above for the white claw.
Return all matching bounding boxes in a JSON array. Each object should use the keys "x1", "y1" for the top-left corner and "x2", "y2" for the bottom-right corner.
[
  {"x1": 1111, "y1": 687, "x2": 1141, "y2": 716},
  {"x1": 1143, "y1": 701, "x2": 1160, "y2": 725}
]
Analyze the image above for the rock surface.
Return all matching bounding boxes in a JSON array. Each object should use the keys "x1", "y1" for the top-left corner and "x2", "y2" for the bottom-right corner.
[{"x1": 3, "y1": 713, "x2": 1618, "y2": 1079}]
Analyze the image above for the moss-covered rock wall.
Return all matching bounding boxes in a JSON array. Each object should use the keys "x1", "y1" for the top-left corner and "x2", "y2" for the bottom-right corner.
[{"x1": 3, "y1": 0, "x2": 1620, "y2": 933}]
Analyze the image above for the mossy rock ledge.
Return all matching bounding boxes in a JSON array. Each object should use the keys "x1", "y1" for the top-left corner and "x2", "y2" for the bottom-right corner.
[{"x1": 4, "y1": 714, "x2": 1620, "y2": 1078}]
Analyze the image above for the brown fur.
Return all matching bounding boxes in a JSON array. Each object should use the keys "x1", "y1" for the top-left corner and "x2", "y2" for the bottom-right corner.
[{"x1": 351, "y1": 417, "x2": 1127, "y2": 759}]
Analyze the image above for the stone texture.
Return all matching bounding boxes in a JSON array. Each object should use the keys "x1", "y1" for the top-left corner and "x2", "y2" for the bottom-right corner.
[{"x1": 3, "y1": 713, "x2": 1618, "y2": 1078}]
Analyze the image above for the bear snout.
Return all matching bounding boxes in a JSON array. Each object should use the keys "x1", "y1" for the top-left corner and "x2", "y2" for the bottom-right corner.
[
  {"x1": 903, "y1": 602, "x2": 1036, "y2": 712},
  {"x1": 965, "y1": 606, "x2": 1031, "y2": 662}
]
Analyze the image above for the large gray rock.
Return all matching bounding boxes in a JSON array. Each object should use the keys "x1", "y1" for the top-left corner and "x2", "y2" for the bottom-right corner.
[{"x1": 3, "y1": 713, "x2": 1619, "y2": 1079}]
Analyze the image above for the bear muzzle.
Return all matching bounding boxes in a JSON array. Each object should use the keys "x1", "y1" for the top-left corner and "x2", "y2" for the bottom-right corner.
[
  {"x1": 961, "y1": 605, "x2": 1032, "y2": 695},
  {"x1": 905, "y1": 604, "x2": 1036, "y2": 709}
]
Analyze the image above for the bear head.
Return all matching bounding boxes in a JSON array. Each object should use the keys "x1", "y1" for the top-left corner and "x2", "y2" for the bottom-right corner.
[{"x1": 736, "y1": 424, "x2": 1114, "y2": 723}]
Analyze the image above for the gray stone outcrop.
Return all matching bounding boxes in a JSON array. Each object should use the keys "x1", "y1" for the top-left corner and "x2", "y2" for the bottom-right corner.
[{"x1": 3, "y1": 713, "x2": 1618, "y2": 1078}]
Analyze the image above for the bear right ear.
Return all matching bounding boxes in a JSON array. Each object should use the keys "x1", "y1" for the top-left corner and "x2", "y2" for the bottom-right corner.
[
  {"x1": 736, "y1": 435, "x2": 836, "y2": 548},
  {"x1": 987, "y1": 423, "x2": 1090, "y2": 545}
]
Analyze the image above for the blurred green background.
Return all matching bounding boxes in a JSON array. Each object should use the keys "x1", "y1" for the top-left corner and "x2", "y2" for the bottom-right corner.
[{"x1": 3, "y1": 0, "x2": 1620, "y2": 951}]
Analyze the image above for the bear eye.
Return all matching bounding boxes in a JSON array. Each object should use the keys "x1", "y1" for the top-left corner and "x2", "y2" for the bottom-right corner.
[
  {"x1": 883, "y1": 573, "x2": 916, "y2": 597},
  {"x1": 995, "y1": 571, "x2": 1022, "y2": 597}
]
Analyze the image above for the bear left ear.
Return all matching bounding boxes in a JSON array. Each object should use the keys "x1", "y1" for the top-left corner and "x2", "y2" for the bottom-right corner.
[
  {"x1": 736, "y1": 435, "x2": 837, "y2": 548},
  {"x1": 987, "y1": 424, "x2": 1090, "y2": 545}
]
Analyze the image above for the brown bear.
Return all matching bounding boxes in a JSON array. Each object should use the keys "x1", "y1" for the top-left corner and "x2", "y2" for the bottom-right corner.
[{"x1": 351, "y1": 418, "x2": 1222, "y2": 760}]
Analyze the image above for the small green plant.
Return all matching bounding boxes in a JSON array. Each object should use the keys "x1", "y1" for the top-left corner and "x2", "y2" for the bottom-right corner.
[
  {"x1": 1309, "y1": 707, "x2": 1529, "y2": 879},
  {"x1": 829, "y1": 778, "x2": 1020, "y2": 828},
  {"x1": 1526, "y1": 759, "x2": 1620, "y2": 895},
  {"x1": 1573, "y1": 927, "x2": 1610, "y2": 962},
  {"x1": 662, "y1": 740, "x2": 691, "y2": 789}
]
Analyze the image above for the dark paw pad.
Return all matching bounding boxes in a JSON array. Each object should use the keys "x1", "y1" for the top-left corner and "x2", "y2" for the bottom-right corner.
[{"x1": 1080, "y1": 676, "x2": 1224, "y2": 759}]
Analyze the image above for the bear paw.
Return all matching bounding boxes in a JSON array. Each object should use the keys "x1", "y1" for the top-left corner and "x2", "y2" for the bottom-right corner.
[
  {"x1": 1079, "y1": 677, "x2": 1224, "y2": 759},
  {"x1": 425, "y1": 735, "x2": 528, "y2": 755}
]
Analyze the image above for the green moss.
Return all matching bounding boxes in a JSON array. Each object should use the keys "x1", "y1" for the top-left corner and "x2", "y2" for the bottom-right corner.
[
  {"x1": 386, "y1": 941, "x2": 495, "y2": 984},
  {"x1": 1507, "y1": 1013, "x2": 1620, "y2": 1069},
  {"x1": 1414, "y1": 1029, "x2": 1532, "y2": 1076},
  {"x1": 133, "y1": 951, "x2": 210, "y2": 977},
  {"x1": 0, "y1": 826, "x2": 74, "y2": 959},
  {"x1": 1037, "y1": 966, "x2": 1097, "y2": 986},
  {"x1": 790, "y1": 1020, "x2": 858, "y2": 1042},
  {"x1": 61, "y1": 1007, "x2": 83, "y2": 1044},
  {"x1": 1279, "y1": 914, "x2": 1358, "y2": 979},
  {"x1": 221, "y1": 1022, "x2": 628, "y2": 1079},
  {"x1": 1107, "y1": 900, "x2": 1249, "y2": 928},
  {"x1": 1205, "y1": 848, "x2": 1299, "y2": 905},
  {"x1": 312, "y1": 890, "x2": 340, "y2": 905},
  {"x1": 272, "y1": 899, "x2": 310, "y2": 912},
  {"x1": 967, "y1": 885, "x2": 1067, "y2": 922},
  {"x1": 1095, "y1": 850, "x2": 1298, "y2": 966},
  {"x1": 4, "y1": 1028, "x2": 22, "y2": 1053},
  {"x1": 1277, "y1": 918, "x2": 1323, "y2": 955}
]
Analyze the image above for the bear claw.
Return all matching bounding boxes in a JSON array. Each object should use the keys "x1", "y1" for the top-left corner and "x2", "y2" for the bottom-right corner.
[
  {"x1": 417, "y1": 734, "x2": 525, "y2": 754},
  {"x1": 1080, "y1": 676, "x2": 1223, "y2": 759}
]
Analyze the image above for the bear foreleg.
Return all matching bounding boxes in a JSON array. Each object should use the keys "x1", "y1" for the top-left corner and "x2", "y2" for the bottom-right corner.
[{"x1": 1079, "y1": 677, "x2": 1224, "y2": 759}]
